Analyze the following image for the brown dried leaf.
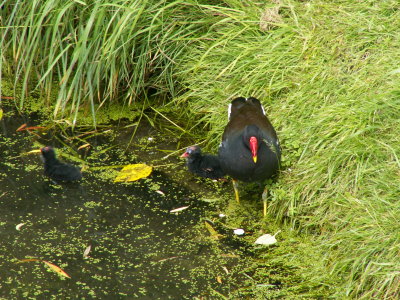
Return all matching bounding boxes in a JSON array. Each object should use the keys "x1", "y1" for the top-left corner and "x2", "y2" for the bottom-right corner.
[
  {"x1": 18, "y1": 258, "x2": 40, "y2": 263},
  {"x1": 16, "y1": 123, "x2": 27, "y2": 132},
  {"x1": 260, "y1": 5, "x2": 282, "y2": 32},
  {"x1": 43, "y1": 260, "x2": 71, "y2": 279},
  {"x1": 83, "y1": 245, "x2": 92, "y2": 258},
  {"x1": 18, "y1": 259, "x2": 71, "y2": 279},
  {"x1": 78, "y1": 143, "x2": 91, "y2": 150},
  {"x1": 0, "y1": 96, "x2": 14, "y2": 100}
]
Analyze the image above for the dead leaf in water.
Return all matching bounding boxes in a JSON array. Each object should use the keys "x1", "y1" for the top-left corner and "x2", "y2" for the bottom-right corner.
[
  {"x1": 83, "y1": 245, "x2": 92, "y2": 258},
  {"x1": 16, "y1": 123, "x2": 27, "y2": 131},
  {"x1": 0, "y1": 109, "x2": 3, "y2": 120},
  {"x1": 43, "y1": 260, "x2": 71, "y2": 278},
  {"x1": 16, "y1": 124, "x2": 45, "y2": 132},
  {"x1": 170, "y1": 206, "x2": 189, "y2": 213},
  {"x1": 254, "y1": 230, "x2": 281, "y2": 246},
  {"x1": 18, "y1": 258, "x2": 38, "y2": 263},
  {"x1": 78, "y1": 143, "x2": 91, "y2": 150},
  {"x1": 16, "y1": 223, "x2": 25, "y2": 231},
  {"x1": 114, "y1": 164, "x2": 152, "y2": 182},
  {"x1": 18, "y1": 258, "x2": 71, "y2": 279}
]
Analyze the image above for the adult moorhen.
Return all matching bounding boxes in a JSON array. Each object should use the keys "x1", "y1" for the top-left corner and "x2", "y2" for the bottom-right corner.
[
  {"x1": 181, "y1": 145, "x2": 225, "y2": 180},
  {"x1": 218, "y1": 97, "x2": 281, "y2": 215},
  {"x1": 41, "y1": 146, "x2": 82, "y2": 182}
]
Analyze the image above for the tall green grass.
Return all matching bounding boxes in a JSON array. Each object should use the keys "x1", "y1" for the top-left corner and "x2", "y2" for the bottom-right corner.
[
  {"x1": 2, "y1": 0, "x2": 400, "y2": 298},
  {"x1": 173, "y1": 0, "x2": 400, "y2": 298},
  {"x1": 0, "y1": 0, "x2": 212, "y2": 124}
]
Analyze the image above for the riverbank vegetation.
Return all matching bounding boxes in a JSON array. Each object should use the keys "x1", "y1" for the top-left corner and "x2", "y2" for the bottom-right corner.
[{"x1": 1, "y1": 0, "x2": 400, "y2": 298}]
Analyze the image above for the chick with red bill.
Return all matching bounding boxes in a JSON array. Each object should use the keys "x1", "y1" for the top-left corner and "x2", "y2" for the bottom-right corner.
[{"x1": 181, "y1": 145, "x2": 225, "y2": 180}]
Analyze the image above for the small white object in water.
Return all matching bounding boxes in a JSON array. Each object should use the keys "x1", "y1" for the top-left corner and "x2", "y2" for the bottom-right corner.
[
  {"x1": 148, "y1": 137, "x2": 154, "y2": 141},
  {"x1": 254, "y1": 230, "x2": 281, "y2": 245},
  {"x1": 219, "y1": 213, "x2": 226, "y2": 218},
  {"x1": 156, "y1": 190, "x2": 165, "y2": 196},
  {"x1": 83, "y1": 245, "x2": 92, "y2": 258},
  {"x1": 16, "y1": 223, "x2": 25, "y2": 231},
  {"x1": 170, "y1": 206, "x2": 190, "y2": 213},
  {"x1": 233, "y1": 228, "x2": 245, "y2": 235}
]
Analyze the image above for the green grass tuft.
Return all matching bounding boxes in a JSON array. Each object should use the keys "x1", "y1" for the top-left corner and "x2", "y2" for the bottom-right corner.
[
  {"x1": 1, "y1": 0, "x2": 211, "y2": 124},
  {"x1": 172, "y1": 1, "x2": 400, "y2": 298}
]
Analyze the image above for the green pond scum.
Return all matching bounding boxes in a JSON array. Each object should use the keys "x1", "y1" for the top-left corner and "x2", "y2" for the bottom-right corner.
[{"x1": 0, "y1": 102, "x2": 333, "y2": 299}]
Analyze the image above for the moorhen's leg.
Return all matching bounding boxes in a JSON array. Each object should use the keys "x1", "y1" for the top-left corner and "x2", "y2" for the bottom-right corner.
[
  {"x1": 262, "y1": 186, "x2": 268, "y2": 216},
  {"x1": 232, "y1": 179, "x2": 240, "y2": 202}
]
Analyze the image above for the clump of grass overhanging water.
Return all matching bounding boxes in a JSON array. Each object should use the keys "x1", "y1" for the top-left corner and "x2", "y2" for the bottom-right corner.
[
  {"x1": 171, "y1": 1, "x2": 400, "y2": 299},
  {"x1": 0, "y1": 0, "x2": 215, "y2": 125}
]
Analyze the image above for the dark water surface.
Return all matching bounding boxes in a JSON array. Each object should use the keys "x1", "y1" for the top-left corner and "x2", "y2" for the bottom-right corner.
[{"x1": 0, "y1": 107, "x2": 246, "y2": 299}]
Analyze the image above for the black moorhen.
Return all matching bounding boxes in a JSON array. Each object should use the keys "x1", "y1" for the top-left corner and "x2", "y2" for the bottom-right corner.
[
  {"x1": 41, "y1": 146, "x2": 82, "y2": 182},
  {"x1": 181, "y1": 145, "x2": 225, "y2": 180},
  {"x1": 218, "y1": 97, "x2": 281, "y2": 215}
]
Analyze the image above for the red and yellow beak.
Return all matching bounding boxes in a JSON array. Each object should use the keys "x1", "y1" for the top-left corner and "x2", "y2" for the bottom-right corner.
[{"x1": 249, "y1": 136, "x2": 258, "y2": 163}]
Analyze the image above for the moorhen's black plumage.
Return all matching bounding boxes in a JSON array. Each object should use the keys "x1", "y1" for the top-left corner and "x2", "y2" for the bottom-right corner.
[
  {"x1": 218, "y1": 97, "x2": 281, "y2": 214},
  {"x1": 41, "y1": 146, "x2": 82, "y2": 182},
  {"x1": 181, "y1": 146, "x2": 225, "y2": 180}
]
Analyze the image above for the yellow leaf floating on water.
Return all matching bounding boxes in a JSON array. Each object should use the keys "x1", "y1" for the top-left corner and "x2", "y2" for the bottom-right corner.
[
  {"x1": 18, "y1": 259, "x2": 71, "y2": 279},
  {"x1": 0, "y1": 108, "x2": 3, "y2": 120},
  {"x1": 114, "y1": 164, "x2": 153, "y2": 182}
]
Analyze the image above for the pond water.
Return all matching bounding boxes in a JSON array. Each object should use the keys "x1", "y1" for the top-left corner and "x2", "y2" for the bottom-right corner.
[{"x1": 0, "y1": 106, "x2": 254, "y2": 299}]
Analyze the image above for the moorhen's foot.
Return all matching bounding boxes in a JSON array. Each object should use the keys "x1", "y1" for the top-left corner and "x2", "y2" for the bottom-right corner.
[
  {"x1": 41, "y1": 146, "x2": 82, "y2": 182},
  {"x1": 262, "y1": 186, "x2": 268, "y2": 217},
  {"x1": 232, "y1": 179, "x2": 240, "y2": 203}
]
